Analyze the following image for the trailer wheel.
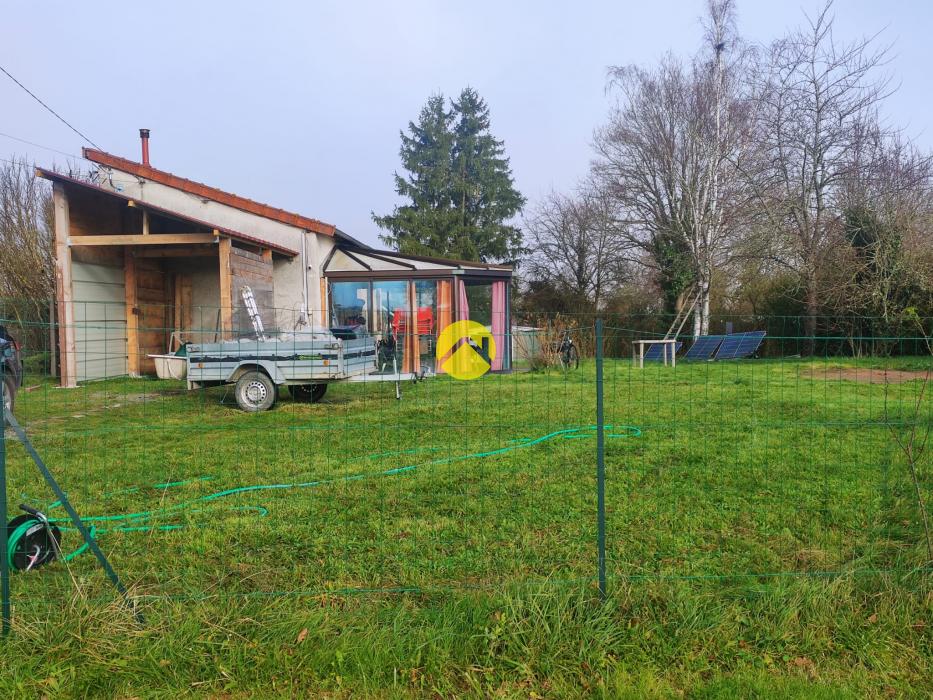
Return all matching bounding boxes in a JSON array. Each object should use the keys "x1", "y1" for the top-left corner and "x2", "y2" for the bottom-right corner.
[
  {"x1": 289, "y1": 383, "x2": 327, "y2": 403},
  {"x1": 234, "y1": 371, "x2": 277, "y2": 412}
]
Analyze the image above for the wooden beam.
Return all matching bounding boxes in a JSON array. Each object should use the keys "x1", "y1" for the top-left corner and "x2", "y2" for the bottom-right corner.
[
  {"x1": 69, "y1": 234, "x2": 218, "y2": 246},
  {"x1": 52, "y1": 183, "x2": 77, "y2": 387},
  {"x1": 124, "y1": 249, "x2": 139, "y2": 376},
  {"x1": 131, "y1": 247, "x2": 218, "y2": 258},
  {"x1": 218, "y1": 237, "x2": 233, "y2": 337}
]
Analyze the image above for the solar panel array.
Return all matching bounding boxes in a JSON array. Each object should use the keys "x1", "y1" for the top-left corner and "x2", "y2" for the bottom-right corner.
[
  {"x1": 643, "y1": 342, "x2": 682, "y2": 361},
  {"x1": 635, "y1": 331, "x2": 766, "y2": 364},
  {"x1": 714, "y1": 331, "x2": 767, "y2": 360},
  {"x1": 683, "y1": 335, "x2": 724, "y2": 361}
]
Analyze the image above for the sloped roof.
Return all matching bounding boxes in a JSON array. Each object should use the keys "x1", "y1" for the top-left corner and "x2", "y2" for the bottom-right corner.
[
  {"x1": 324, "y1": 245, "x2": 512, "y2": 276},
  {"x1": 36, "y1": 167, "x2": 299, "y2": 256},
  {"x1": 83, "y1": 148, "x2": 337, "y2": 236}
]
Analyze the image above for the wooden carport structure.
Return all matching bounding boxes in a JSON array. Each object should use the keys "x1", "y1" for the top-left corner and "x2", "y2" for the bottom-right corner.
[{"x1": 37, "y1": 168, "x2": 297, "y2": 386}]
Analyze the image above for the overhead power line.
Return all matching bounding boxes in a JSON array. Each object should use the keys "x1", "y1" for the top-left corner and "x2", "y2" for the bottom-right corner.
[
  {"x1": 0, "y1": 131, "x2": 83, "y2": 159},
  {"x1": 0, "y1": 63, "x2": 102, "y2": 150}
]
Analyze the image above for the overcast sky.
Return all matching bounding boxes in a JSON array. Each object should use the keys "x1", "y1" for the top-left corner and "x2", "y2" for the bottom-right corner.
[{"x1": 3, "y1": 1, "x2": 933, "y2": 246}]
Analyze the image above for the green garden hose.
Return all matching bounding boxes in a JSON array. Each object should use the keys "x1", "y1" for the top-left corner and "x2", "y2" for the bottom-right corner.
[
  {"x1": 29, "y1": 424, "x2": 641, "y2": 564},
  {"x1": 5, "y1": 516, "x2": 81, "y2": 569}
]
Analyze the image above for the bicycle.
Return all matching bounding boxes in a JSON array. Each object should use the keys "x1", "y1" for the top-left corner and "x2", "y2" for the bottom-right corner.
[{"x1": 555, "y1": 329, "x2": 580, "y2": 370}]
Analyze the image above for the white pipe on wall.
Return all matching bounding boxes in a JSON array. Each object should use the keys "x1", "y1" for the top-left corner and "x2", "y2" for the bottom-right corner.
[{"x1": 300, "y1": 231, "x2": 310, "y2": 325}]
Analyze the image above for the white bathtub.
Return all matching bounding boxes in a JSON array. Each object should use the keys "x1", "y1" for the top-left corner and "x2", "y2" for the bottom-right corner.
[{"x1": 148, "y1": 354, "x2": 187, "y2": 380}]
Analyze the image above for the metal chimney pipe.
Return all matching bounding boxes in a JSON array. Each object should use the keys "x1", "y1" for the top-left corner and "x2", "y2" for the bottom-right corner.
[{"x1": 139, "y1": 129, "x2": 150, "y2": 166}]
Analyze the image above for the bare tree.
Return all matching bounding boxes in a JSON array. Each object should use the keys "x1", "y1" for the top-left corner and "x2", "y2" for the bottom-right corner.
[
  {"x1": 593, "y1": 0, "x2": 753, "y2": 336},
  {"x1": 697, "y1": 0, "x2": 736, "y2": 336},
  {"x1": 746, "y1": 1, "x2": 892, "y2": 353},
  {"x1": 0, "y1": 156, "x2": 55, "y2": 322},
  {"x1": 524, "y1": 187, "x2": 624, "y2": 310},
  {"x1": 833, "y1": 128, "x2": 933, "y2": 335}
]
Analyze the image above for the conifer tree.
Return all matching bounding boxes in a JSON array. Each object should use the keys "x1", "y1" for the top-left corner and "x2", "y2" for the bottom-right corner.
[
  {"x1": 373, "y1": 95, "x2": 457, "y2": 256},
  {"x1": 449, "y1": 88, "x2": 525, "y2": 262},
  {"x1": 374, "y1": 88, "x2": 525, "y2": 263}
]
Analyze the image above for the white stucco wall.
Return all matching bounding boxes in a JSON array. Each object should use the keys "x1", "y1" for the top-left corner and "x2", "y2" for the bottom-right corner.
[
  {"x1": 308, "y1": 233, "x2": 336, "y2": 323},
  {"x1": 94, "y1": 166, "x2": 333, "y2": 323},
  {"x1": 271, "y1": 255, "x2": 304, "y2": 329}
]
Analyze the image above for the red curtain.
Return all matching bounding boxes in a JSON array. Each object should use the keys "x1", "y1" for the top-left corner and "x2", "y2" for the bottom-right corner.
[{"x1": 491, "y1": 280, "x2": 506, "y2": 370}]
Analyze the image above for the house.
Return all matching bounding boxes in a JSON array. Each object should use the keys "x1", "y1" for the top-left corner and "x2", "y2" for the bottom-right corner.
[{"x1": 38, "y1": 130, "x2": 512, "y2": 386}]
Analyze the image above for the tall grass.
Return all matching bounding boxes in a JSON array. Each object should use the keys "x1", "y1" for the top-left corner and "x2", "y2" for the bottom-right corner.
[{"x1": 0, "y1": 356, "x2": 930, "y2": 696}]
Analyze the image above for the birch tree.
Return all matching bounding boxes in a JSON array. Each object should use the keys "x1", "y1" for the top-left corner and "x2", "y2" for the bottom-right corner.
[{"x1": 593, "y1": 0, "x2": 751, "y2": 336}]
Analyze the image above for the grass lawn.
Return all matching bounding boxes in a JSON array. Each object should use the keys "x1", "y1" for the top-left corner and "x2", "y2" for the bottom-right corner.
[{"x1": 0, "y1": 356, "x2": 931, "y2": 697}]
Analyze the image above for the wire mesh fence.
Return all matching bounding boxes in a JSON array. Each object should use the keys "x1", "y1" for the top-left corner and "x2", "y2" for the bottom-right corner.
[{"x1": 1, "y1": 301, "x2": 931, "y2": 630}]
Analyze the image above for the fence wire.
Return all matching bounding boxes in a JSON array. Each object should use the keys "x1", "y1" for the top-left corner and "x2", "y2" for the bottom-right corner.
[{"x1": 1, "y1": 303, "x2": 931, "y2": 626}]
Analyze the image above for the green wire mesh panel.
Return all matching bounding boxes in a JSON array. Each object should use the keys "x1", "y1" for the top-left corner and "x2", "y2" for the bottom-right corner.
[{"x1": 0, "y1": 304, "x2": 930, "y2": 623}]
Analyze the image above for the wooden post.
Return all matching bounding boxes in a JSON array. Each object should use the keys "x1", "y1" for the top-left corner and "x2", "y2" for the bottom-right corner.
[
  {"x1": 52, "y1": 184, "x2": 77, "y2": 387},
  {"x1": 124, "y1": 249, "x2": 139, "y2": 376},
  {"x1": 173, "y1": 273, "x2": 182, "y2": 351},
  {"x1": 142, "y1": 210, "x2": 150, "y2": 235},
  {"x1": 180, "y1": 275, "x2": 192, "y2": 341},
  {"x1": 260, "y1": 248, "x2": 272, "y2": 263},
  {"x1": 218, "y1": 237, "x2": 232, "y2": 337},
  {"x1": 320, "y1": 278, "x2": 327, "y2": 327},
  {"x1": 48, "y1": 296, "x2": 57, "y2": 378}
]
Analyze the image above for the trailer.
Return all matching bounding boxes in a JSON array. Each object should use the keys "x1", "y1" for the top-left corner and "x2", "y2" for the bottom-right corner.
[
  {"x1": 155, "y1": 287, "x2": 421, "y2": 411},
  {"x1": 184, "y1": 331, "x2": 378, "y2": 411}
]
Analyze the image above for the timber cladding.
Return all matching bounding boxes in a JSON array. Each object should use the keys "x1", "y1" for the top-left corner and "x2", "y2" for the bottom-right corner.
[
  {"x1": 229, "y1": 246, "x2": 275, "y2": 334},
  {"x1": 135, "y1": 259, "x2": 172, "y2": 374}
]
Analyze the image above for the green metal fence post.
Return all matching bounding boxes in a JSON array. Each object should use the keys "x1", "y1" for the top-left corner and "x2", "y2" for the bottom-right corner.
[
  {"x1": 3, "y1": 411, "x2": 143, "y2": 625},
  {"x1": 1, "y1": 357, "x2": 9, "y2": 637},
  {"x1": 595, "y1": 318, "x2": 607, "y2": 599}
]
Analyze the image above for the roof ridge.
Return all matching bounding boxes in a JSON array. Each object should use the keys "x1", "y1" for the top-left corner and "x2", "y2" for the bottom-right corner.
[{"x1": 82, "y1": 148, "x2": 336, "y2": 237}]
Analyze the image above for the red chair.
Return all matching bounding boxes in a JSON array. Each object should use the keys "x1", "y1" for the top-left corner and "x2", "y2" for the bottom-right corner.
[{"x1": 392, "y1": 307, "x2": 435, "y2": 338}]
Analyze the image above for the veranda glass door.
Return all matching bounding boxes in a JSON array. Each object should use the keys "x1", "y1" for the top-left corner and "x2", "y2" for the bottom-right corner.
[
  {"x1": 413, "y1": 279, "x2": 453, "y2": 374},
  {"x1": 372, "y1": 280, "x2": 412, "y2": 373},
  {"x1": 458, "y1": 279, "x2": 509, "y2": 370}
]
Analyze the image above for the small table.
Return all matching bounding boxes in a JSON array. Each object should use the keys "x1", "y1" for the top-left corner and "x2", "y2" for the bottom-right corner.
[{"x1": 632, "y1": 339, "x2": 678, "y2": 369}]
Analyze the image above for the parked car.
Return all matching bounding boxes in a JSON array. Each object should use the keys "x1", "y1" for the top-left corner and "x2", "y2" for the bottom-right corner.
[{"x1": 0, "y1": 325, "x2": 23, "y2": 416}]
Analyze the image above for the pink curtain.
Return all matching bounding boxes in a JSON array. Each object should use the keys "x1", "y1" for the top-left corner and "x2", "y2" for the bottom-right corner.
[
  {"x1": 457, "y1": 279, "x2": 470, "y2": 322},
  {"x1": 491, "y1": 280, "x2": 506, "y2": 370}
]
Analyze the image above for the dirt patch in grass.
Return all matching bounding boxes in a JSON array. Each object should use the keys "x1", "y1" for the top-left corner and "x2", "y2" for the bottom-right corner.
[
  {"x1": 808, "y1": 367, "x2": 929, "y2": 384},
  {"x1": 23, "y1": 390, "x2": 168, "y2": 427}
]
